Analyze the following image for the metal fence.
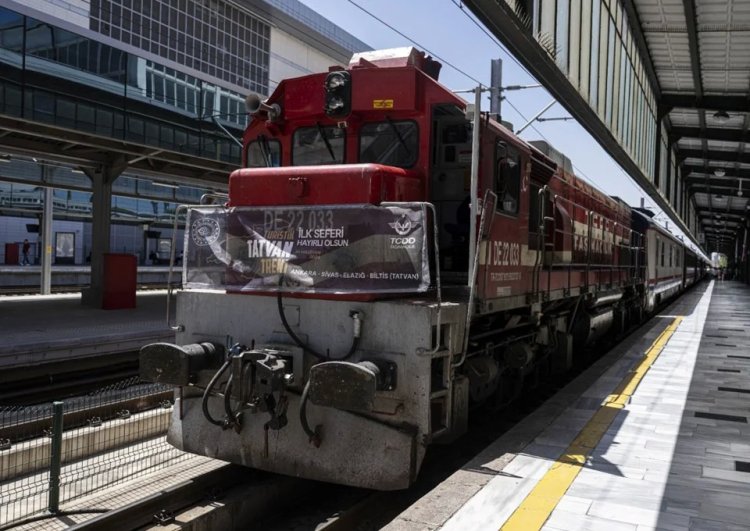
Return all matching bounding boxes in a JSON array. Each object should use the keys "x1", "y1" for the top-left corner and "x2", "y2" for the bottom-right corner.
[{"x1": 0, "y1": 377, "x2": 187, "y2": 529}]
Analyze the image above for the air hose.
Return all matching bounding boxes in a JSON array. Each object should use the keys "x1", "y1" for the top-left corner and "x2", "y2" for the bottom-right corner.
[
  {"x1": 299, "y1": 380, "x2": 321, "y2": 447},
  {"x1": 201, "y1": 360, "x2": 231, "y2": 427},
  {"x1": 276, "y1": 276, "x2": 362, "y2": 361},
  {"x1": 276, "y1": 275, "x2": 363, "y2": 448},
  {"x1": 223, "y1": 373, "x2": 242, "y2": 429},
  {"x1": 200, "y1": 343, "x2": 245, "y2": 428}
]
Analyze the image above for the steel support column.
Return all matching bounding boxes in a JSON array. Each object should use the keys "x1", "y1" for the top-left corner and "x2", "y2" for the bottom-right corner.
[
  {"x1": 41, "y1": 172, "x2": 53, "y2": 295},
  {"x1": 82, "y1": 160, "x2": 126, "y2": 307}
]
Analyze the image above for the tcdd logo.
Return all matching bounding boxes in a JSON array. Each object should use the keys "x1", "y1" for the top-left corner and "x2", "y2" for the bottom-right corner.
[{"x1": 389, "y1": 215, "x2": 412, "y2": 236}]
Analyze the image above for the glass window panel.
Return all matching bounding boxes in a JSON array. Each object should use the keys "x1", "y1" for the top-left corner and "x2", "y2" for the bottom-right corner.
[
  {"x1": 0, "y1": 7, "x2": 25, "y2": 60},
  {"x1": 541, "y1": 0, "x2": 556, "y2": 49},
  {"x1": 292, "y1": 126, "x2": 345, "y2": 166},
  {"x1": 597, "y1": 6, "x2": 608, "y2": 117},
  {"x1": 605, "y1": 17, "x2": 615, "y2": 126},
  {"x1": 579, "y1": 0, "x2": 592, "y2": 97},
  {"x1": 25, "y1": 17, "x2": 127, "y2": 93},
  {"x1": 495, "y1": 142, "x2": 521, "y2": 215},
  {"x1": 626, "y1": 64, "x2": 633, "y2": 154},
  {"x1": 556, "y1": 0, "x2": 570, "y2": 72},
  {"x1": 569, "y1": 0, "x2": 581, "y2": 86},
  {"x1": 589, "y1": 0, "x2": 600, "y2": 107},
  {"x1": 246, "y1": 138, "x2": 281, "y2": 167},
  {"x1": 611, "y1": 35, "x2": 621, "y2": 134},
  {"x1": 359, "y1": 120, "x2": 419, "y2": 168},
  {"x1": 617, "y1": 43, "x2": 626, "y2": 140}
]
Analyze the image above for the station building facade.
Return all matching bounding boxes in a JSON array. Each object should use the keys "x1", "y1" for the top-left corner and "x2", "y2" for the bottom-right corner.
[{"x1": 0, "y1": 0, "x2": 369, "y2": 266}]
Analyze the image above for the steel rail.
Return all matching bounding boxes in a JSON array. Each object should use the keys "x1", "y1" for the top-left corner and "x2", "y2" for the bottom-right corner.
[
  {"x1": 0, "y1": 389, "x2": 172, "y2": 442},
  {"x1": 66, "y1": 464, "x2": 239, "y2": 531}
]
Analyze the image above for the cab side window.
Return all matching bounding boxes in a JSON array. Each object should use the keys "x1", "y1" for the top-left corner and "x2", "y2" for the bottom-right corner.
[
  {"x1": 495, "y1": 141, "x2": 520, "y2": 215},
  {"x1": 246, "y1": 138, "x2": 281, "y2": 167},
  {"x1": 528, "y1": 183, "x2": 542, "y2": 249}
]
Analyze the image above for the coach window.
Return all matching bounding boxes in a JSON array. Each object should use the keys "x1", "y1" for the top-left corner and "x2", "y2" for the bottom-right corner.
[
  {"x1": 495, "y1": 141, "x2": 520, "y2": 215},
  {"x1": 292, "y1": 125, "x2": 345, "y2": 165},
  {"x1": 359, "y1": 120, "x2": 418, "y2": 168},
  {"x1": 246, "y1": 137, "x2": 281, "y2": 167},
  {"x1": 660, "y1": 240, "x2": 665, "y2": 267}
]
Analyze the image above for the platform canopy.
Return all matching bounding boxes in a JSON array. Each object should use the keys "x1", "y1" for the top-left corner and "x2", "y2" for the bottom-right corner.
[{"x1": 466, "y1": 0, "x2": 749, "y2": 257}]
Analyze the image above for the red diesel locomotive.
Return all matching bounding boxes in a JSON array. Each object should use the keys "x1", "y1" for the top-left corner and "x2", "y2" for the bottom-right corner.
[{"x1": 141, "y1": 47, "x2": 706, "y2": 490}]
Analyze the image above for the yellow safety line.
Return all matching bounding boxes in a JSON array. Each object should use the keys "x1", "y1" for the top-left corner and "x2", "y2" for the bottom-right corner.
[{"x1": 500, "y1": 316, "x2": 684, "y2": 531}]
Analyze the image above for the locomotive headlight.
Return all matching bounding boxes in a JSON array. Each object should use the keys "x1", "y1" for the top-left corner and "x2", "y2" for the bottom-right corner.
[
  {"x1": 326, "y1": 73, "x2": 347, "y2": 90},
  {"x1": 327, "y1": 96, "x2": 345, "y2": 110},
  {"x1": 324, "y1": 70, "x2": 352, "y2": 118}
]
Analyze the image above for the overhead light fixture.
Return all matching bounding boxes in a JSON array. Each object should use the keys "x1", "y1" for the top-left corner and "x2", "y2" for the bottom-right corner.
[
  {"x1": 71, "y1": 168, "x2": 84, "y2": 174},
  {"x1": 713, "y1": 110, "x2": 730, "y2": 122},
  {"x1": 0, "y1": 154, "x2": 11, "y2": 163},
  {"x1": 152, "y1": 182, "x2": 179, "y2": 189},
  {"x1": 714, "y1": 168, "x2": 726, "y2": 177}
]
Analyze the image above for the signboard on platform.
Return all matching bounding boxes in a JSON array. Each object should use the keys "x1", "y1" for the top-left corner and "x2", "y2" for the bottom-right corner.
[{"x1": 183, "y1": 205, "x2": 430, "y2": 293}]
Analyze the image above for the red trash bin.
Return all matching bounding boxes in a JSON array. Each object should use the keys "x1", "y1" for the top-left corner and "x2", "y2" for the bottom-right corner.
[
  {"x1": 102, "y1": 253, "x2": 137, "y2": 309},
  {"x1": 5, "y1": 243, "x2": 19, "y2": 265}
]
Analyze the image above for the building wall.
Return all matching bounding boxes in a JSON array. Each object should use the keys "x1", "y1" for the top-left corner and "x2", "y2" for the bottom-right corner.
[
  {"x1": 89, "y1": 0, "x2": 271, "y2": 94},
  {"x1": 16, "y1": 0, "x2": 367, "y2": 99},
  {"x1": 22, "y1": 0, "x2": 89, "y2": 28},
  {"x1": 269, "y1": 28, "x2": 343, "y2": 91}
]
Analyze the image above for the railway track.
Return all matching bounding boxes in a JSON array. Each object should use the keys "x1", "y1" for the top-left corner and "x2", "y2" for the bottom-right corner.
[
  {"x1": 257, "y1": 387, "x2": 552, "y2": 531},
  {"x1": 0, "y1": 386, "x2": 172, "y2": 444},
  {"x1": 0, "y1": 355, "x2": 140, "y2": 405}
]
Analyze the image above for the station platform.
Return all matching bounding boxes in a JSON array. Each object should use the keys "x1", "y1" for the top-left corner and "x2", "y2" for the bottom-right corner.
[
  {"x1": 0, "y1": 291, "x2": 174, "y2": 380},
  {"x1": 0, "y1": 265, "x2": 172, "y2": 289},
  {"x1": 387, "y1": 279, "x2": 750, "y2": 531}
]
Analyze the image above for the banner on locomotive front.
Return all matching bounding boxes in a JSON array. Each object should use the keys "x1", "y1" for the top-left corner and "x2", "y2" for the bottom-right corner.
[{"x1": 183, "y1": 204, "x2": 431, "y2": 294}]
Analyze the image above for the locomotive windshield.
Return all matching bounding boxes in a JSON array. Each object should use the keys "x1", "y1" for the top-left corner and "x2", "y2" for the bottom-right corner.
[
  {"x1": 359, "y1": 120, "x2": 418, "y2": 168},
  {"x1": 246, "y1": 137, "x2": 281, "y2": 167},
  {"x1": 292, "y1": 125, "x2": 345, "y2": 165}
]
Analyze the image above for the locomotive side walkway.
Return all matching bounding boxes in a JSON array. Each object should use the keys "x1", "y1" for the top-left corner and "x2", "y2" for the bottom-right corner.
[{"x1": 387, "y1": 279, "x2": 750, "y2": 531}]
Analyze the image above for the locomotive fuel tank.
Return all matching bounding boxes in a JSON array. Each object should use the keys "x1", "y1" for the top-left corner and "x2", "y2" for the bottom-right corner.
[{"x1": 571, "y1": 308, "x2": 615, "y2": 349}]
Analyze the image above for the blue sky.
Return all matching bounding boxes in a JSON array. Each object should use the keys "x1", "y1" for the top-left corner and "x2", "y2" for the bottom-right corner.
[{"x1": 299, "y1": 0, "x2": 680, "y2": 231}]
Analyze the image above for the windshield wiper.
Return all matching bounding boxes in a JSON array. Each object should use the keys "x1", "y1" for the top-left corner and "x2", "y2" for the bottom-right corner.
[
  {"x1": 386, "y1": 116, "x2": 409, "y2": 157},
  {"x1": 316, "y1": 122, "x2": 337, "y2": 162},
  {"x1": 258, "y1": 134, "x2": 272, "y2": 167}
]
